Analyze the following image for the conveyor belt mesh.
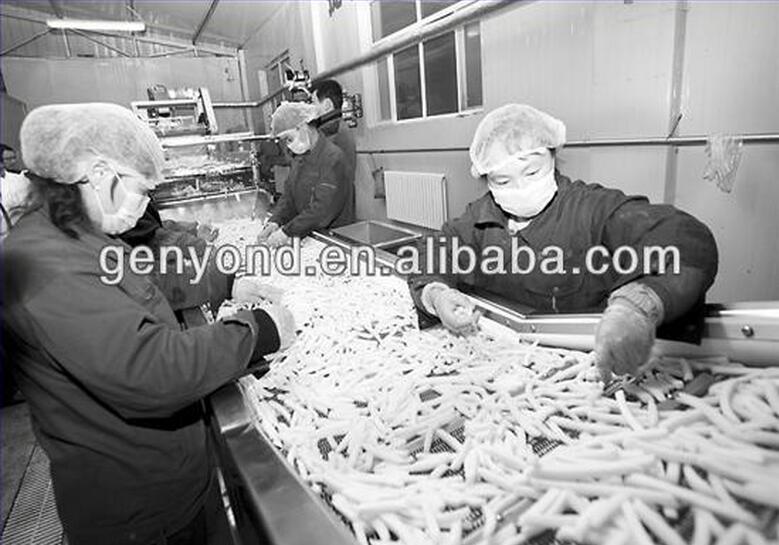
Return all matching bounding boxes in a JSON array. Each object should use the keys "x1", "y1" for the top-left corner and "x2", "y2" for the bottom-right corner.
[{"x1": 1, "y1": 445, "x2": 65, "y2": 545}]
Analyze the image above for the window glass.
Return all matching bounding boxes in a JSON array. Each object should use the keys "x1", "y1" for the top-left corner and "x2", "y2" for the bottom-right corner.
[
  {"x1": 371, "y1": 0, "x2": 417, "y2": 42},
  {"x1": 464, "y1": 22, "x2": 483, "y2": 108},
  {"x1": 394, "y1": 44, "x2": 423, "y2": 120},
  {"x1": 423, "y1": 32, "x2": 458, "y2": 116}
]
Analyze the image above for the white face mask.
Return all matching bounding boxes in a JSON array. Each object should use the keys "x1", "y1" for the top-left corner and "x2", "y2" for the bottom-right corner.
[
  {"x1": 90, "y1": 175, "x2": 150, "y2": 235},
  {"x1": 286, "y1": 129, "x2": 311, "y2": 155},
  {"x1": 490, "y1": 168, "x2": 557, "y2": 219}
]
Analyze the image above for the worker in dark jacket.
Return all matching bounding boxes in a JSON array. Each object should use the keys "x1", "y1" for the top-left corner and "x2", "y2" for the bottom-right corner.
[
  {"x1": 407, "y1": 104, "x2": 718, "y2": 380},
  {"x1": 257, "y1": 102, "x2": 353, "y2": 247},
  {"x1": 310, "y1": 79, "x2": 357, "y2": 190},
  {"x1": 2, "y1": 103, "x2": 296, "y2": 545}
]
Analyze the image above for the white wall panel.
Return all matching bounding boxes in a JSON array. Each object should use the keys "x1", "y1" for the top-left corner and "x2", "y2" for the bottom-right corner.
[
  {"x1": 1, "y1": 56, "x2": 247, "y2": 132},
  {"x1": 675, "y1": 145, "x2": 779, "y2": 303}
]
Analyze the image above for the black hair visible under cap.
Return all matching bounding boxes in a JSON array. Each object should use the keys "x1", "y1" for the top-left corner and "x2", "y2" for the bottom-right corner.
[{"x1": 310, "y1": 79, "x2": 343, "y2": 111}]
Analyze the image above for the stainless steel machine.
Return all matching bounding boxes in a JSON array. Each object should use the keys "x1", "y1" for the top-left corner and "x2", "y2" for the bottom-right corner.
[{"x1": 131, "y1": 87, "x2": 270, "y2": 223}]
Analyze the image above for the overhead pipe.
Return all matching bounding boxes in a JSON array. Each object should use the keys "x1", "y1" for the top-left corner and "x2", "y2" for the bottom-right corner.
[
  {"x1": 212, "y1": 101, "x2": 262, "y2": 108},
  {"x1": 356, "y1": 132, "x2": 779, "y2": 155}
]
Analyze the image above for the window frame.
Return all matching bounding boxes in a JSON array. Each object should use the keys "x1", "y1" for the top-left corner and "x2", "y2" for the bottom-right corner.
[
  {"x1": 372, "y1": 23, "x2": 483, "y2": 126},
  {"x1": 371, "y1": 0, "x2": 464, "y2": 46}
]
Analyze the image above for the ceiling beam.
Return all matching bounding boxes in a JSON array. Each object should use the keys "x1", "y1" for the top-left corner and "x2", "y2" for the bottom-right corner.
[
  {"x1": 0, "y1": 8, "x2": 237, "y2": 57},
  {"x1": 192, "y1": 0, "x2": 220, "y2": 46},
  {"x1": 69, "y1": 29, "x2": 132, "y2": 57},
  {"x1": 48, "y1": 0, "x2": 65, "y2": 19},
  {"x1": 0, "y1": 28, "x2": 52, "y2": 57},
  {"x1": 0, "y1": 2, "x2": 240, "y2": 49},
  {"x1": 61, "y1": 29, "x2": 72, "y2": 57},
  {"x1": 92, "y1": 30, "x2": 236, "y2": 56},
  {"x1": 148, "y1": 47, "x2": 195, "y2": 58}
]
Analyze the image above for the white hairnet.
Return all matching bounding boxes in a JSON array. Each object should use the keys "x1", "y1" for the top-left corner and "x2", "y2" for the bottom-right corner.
[
  {"x1": 20, "y1": 103, "x2": 165, "y2": 185},
  {"x1": 469, "y1": 104, "x2": 566, "y2": 177},
  {"x1": 270, "y1": 102, "x2": 319, "y2": 136}
]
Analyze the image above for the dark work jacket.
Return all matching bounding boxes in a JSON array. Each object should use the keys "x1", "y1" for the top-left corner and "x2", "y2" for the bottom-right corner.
[
  {"x1": 1, "y1": 209, "x2": 280, "y2": 545},
  {"x1": 408, "y1": 173, "x2": 718, "y2": 341},
  {"x1": 320, "y1": 117, "x2": 357, "y2": 221},
  {"x1": 319, "y1": 117, "x2": 357, "y2": 186},
  {"x1": 269, "y1": 131, "x2": 354, "y2": 237},
  {"x1": 119, "y1": 202, "x2": 224, "y2": 312}
]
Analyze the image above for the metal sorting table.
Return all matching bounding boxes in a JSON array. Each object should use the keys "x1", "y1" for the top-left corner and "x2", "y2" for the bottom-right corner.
[{"x1": 206, "y1": 232, "x2": 779, "y2": 545}]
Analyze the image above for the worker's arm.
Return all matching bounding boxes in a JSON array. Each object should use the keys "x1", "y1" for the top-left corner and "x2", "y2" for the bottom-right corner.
[
  {"x1": 23, "y1": 275, "x2": 281, "y2": 420},
  {"x1": 280, "y1": 148, "x2": 349, "y2": 238},
  {"x1": 151, "y1": 251, "x2": 235, "y2": 312},
  {"x1": 601, "y1": 199, "x2": 719, "y2": 323},
  {"x1": 407, "y1": 207, "x2": 481, "y2": 324}
]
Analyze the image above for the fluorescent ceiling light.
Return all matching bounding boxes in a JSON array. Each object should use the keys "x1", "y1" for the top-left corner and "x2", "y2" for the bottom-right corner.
[{"x1": 47, "y1": 19, "x2": 146, "y2": 32}]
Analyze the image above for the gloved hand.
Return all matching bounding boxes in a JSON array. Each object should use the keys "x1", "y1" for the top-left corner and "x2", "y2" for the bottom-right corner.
[
  {"x1": 594, "y1": 283, "x2": 664, "y2": 381},
  {"x1": 266, "y1": 228, "x2": 292, "y2": 248},
  {"x1": 196, "y1": 223, "x2": 219, "y2": 243},
  {"x1": 231, "y1": 277, "x2": 284, "y2": 304},
  {"x1": 256, "y1": 221, "x2": 279, "y2": 243},
  {"x1": 426, "y1": 284, "x2": 480, "y2": 335},
  {"x1": 264, "y1": 303, "x2": 297, "y2": 351}
]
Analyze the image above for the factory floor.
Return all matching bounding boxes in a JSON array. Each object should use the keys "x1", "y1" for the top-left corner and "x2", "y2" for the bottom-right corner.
[{"x1": 1, "y1": 401, "x2": 67, "y2": 545}]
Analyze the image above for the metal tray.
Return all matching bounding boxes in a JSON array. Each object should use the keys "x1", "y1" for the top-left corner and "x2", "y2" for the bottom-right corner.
[{"x1": 329, "y1": 220, "x2": 422, "y2": 250}]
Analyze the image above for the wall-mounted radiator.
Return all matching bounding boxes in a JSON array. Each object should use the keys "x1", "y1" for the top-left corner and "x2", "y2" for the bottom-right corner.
[{"x1": 384, "y1": 171, "x2": 448, "y2": 230}]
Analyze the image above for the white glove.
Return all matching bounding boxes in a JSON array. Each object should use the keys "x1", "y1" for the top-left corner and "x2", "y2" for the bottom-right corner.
[
  {"x1": 197, "y1": 223, "x2": 219, "y2": 242},
  {"x1": 231, "y1": 277, "x2": 284, "y2": 304},
  {"x1": 256, "y1": 221, "x2": 279, "y2": 243},
  {"x1": 594, "y1": 282, "x2": 664, "y2": 381},
  {"x1": 424, "y1": 283, "x2": 480, "y2": 335},
  {"x1": 263, "y1": 303, "x2": 297, "y2": 351},
  {"x1": 266, "y1": 228, "x2": 292, "y2": 248}
]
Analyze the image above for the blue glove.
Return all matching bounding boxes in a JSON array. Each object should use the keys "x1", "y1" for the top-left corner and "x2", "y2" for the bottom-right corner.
[{"x1": 594, "y1": 283, "x2": 664, "y2": 381}]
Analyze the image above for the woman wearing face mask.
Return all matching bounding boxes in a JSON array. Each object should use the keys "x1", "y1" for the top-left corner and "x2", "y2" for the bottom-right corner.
[
  {"x1": 408, "y1": 103, "x2": 718, "y2": 381},
  {"x1": 256, "y1": 101, "x2": 353, "y2": 247},
  {"x1": 2, "y1": 103, "x2": 296, "y2": 545}
]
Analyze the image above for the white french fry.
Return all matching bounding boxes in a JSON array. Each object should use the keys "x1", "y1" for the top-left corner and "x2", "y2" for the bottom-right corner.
[
  {"x1": 626, "y1": 474, "x2": 758, "y2": 525},
  {"x1": 620, "y1": 501, "x2": 655, "y2": 545}
]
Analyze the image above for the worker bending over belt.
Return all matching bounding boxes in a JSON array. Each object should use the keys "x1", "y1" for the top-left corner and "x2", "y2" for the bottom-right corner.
[
  {"x1": 257, "y1": 101, "x2": 354, "y2": 247},
  {"x1": 2, "y1": 103, "x2": 296, "y2": 545},
  {"x1": 407, "y1": 104, "x2": 718, "y2": 380}
]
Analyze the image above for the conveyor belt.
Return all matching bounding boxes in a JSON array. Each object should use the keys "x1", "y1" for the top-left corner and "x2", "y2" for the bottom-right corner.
[
  {"x1": 1, "y1": 445, "x2": 65, "y2": 545},
  {"x1": 206, "y1": 226, "x2": 779, "y2": 545}
]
